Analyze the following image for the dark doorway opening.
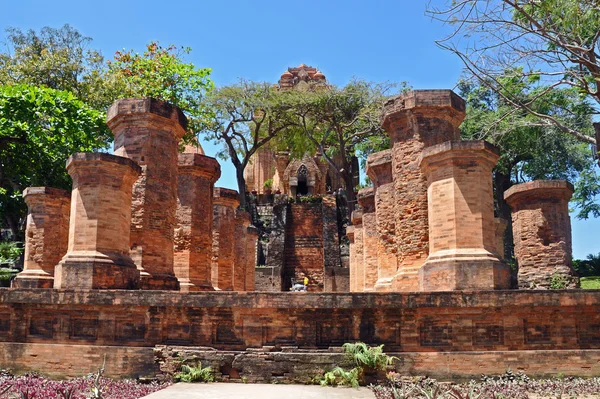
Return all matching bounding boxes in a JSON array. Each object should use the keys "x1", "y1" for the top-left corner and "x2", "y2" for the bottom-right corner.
[{"x1": 297, "y1": 180, "x2": 308, "y2": 195}]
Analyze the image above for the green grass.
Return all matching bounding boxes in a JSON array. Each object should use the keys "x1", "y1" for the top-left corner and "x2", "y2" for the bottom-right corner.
[{"x1": 580, "y1": 276, "x2": 600, "y2": 289}]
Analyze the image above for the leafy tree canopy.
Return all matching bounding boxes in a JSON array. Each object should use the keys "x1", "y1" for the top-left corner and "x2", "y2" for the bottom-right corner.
[
  {"x1": 108, "y1": 41, "x2": 214, "y2": 142},
  {"x1": 0, "y1": 84, "x2": 111, "y2": 237}
]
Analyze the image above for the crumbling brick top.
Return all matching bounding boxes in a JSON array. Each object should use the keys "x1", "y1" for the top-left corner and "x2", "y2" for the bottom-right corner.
[
  {"x1": 346, "y1": 225, "x2": 355, "y2": 240},
  {"x1": 66, "y1": 152, "x2": 142, "y2": 175},
  {"x1": 418, "y1": 140, "x2": 500, "y2": 168},
  {"x1": 357, "y1": 186, "x2": 375, "y2": 212},
  {"x1": 504, "y1": 180, "x2": 574, "y2": 204},
  {"x1": 106, "y1": 98, "x2": 188, "y2": 131},
  {"x1": 351, "y1": 210, "x2": 363, "y2": 225},
  {"x1": 214, "y1": 187, "x2": 240, "y2": 207},
  {"x1": 177, "y1": 153, "x2": 221, "y2": 181},
  {"x1": 23, "y1": 187, "x2": 70, "y2": 199},
  {"x1": 366, "y1": 149, "x2": 393, "y2": 184}
]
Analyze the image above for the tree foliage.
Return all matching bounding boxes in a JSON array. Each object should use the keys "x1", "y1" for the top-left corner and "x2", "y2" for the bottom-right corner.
[
  {"x1": 109, "y1": 41, "x2": 214, "y2": 141},
  {"x1": 428, "y1": 0, "x2": 600, "y2": 144},
  {"x1": 201, "y1": 80, "x2": 297, "y2": 209},
  {"x1": 0, "y1": 85, "x2": 111, "y2": 237},
  {"x1": 0, "y1": 24, "x2": 121, "y2": 110}
]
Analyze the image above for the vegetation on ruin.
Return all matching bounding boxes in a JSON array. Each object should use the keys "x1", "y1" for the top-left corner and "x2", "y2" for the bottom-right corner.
[
  {"x1": 0, "y1": 370, "x2": 169, "y2": 399},
  {"x1": 201, "y1": 81, "x2": 298, "y2": 209},
  {"x1": 174, "y1": 364, "x2": 215, "y2": 383},
  {"x1": 428, "y1": 0, "x2": 600, "y2": 146},
  {"x1": 108, "y1": 41, "x2": 214, "y2": 142},
  {"x1": 372, "y1": 370, "x2": 600, "y2": 399},
  {"x1": 581, "y1": 276, "x2": 600, "y2": 289},
  {"x1": 0, "y1": 84, "x2": 111, "y2": 239}
]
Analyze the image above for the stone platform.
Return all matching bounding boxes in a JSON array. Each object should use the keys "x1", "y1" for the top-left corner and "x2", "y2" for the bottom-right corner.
[{"x1": 1, "y1": 289, "x2": 600, "y2": 380}]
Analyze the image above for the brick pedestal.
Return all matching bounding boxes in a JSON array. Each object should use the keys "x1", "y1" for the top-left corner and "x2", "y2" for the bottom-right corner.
[
  {"x1": 13, "y1": 188, "x2": 70, "y2": 288},
  {"x1": 349, "y1": 210, "x2": 364, "y2": 292},
  {"x1": 107, "y1": 98, "x2": 186, "y2": 290},
  {"x1": 54, "y1": 153, "x2": 141, "y2": 289},
  {"x1": 381, "y1": 90, "x2": 465, "y2": 291},
  {"x1": 211, "y1": 188, "x2": 240, "y2": 291},
  {"x1": 418, "y1": 141, "x2": 510, "y2": 291},
  {"x1": 234, "y1": 210, "x2": 252, "y2": 291},
  {"x1": 358, "y1": 188, "x2": 377, "y2": 291},
  {"x1": 174, "y1": 153, "x2": 221, "y2": 292},
  {"x1": 366, "y1": 149, "x2": 396, "y2": 292},
  {"x1": 504, "y1": 180, "x2": 578, "y2": 289}
]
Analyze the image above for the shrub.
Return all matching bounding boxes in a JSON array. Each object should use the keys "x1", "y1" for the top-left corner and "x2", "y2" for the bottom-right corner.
[
  {"x1": 263, "y1": 179, "x2": 273, "y2": 190},
  {"x1": 318, "y1": 367, "x2": 360, "y2": 388},
  {"x1": 343, "y1": 342, "x2": 397, "y2": 372},
  {"x1": 0, "y1": 241, "x2": 22, "y2": 267},
  {"x1": 174, "y1": 364, "x2": 215, "y2": 383}
]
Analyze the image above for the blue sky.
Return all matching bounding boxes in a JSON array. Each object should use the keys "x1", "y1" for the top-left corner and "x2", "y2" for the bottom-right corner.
[{"x1": 1, "y1": 0, "x2": 599, "y2": 258}]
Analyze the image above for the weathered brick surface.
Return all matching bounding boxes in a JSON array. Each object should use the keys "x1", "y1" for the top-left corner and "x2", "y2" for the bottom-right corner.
[
  {"x1": 366, "y1": 150, "x2": 396, "y2": 292},
  {"x1": 54, "y1": 153, "x2": 141, "y2": 289},
  {"x1": 283, "y1": 204, "x2": 325, "y2": 291},
  {"x1": 358, "y1": 188, "x2": 377, "y2": 291},
  {"x1": 245, "y1": 226, "x2": 258, "y2": 291},
  {"x1": 504, "y1": 180, "x2": 578, "y2": 289},
  {"x1": 211, "y1": 188, "x2": 239, "y2": 291},
  {"x1": 255, "y1": 266, "x2": 283, "y2": 292},
  {"x1": 381, "y1": 90, "x2": 465, "y2": 292},
  {"x1": 13, "y1": 188, "x2": 70, "y2": 288},
  {"x1": 349, "y1": 211, "x2": 364, "y2": 292},
  {"x1": 418, "y1": 141, "x2": 510, "y2": 291},
  {"x1": 107, "y1": 98, "x2": 186, "y2": 290},
  {"x1": 174, "y1": 153, "x2": 220, "y2": 292},
  {"x1": 494, "y1": 218, "x2": 508, "y2": 260},
  {"x1": 234, "y1": 210, "x2": 251, "y2": 291}
]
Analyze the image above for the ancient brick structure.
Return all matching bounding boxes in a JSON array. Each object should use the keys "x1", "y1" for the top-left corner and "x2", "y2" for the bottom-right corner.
[
  {"x1": 357, "y1": 188, "x2": 377, "y2": 291},
  {"x1": 418, "y1": 141, "x2": 510, "y2": 291},
  {"x1": 54, "y1": 153, "x2": 141, "y2": 289},
  {"x1": 174, "y1": 152, "x2": 221, "y2": 292},
  {"x1": 346, "y1": 226, "x2": 356, "y2": 291},
  {"x1": 366, "y1": 149, "x2": 396, "y2": 292},
  {"x1": 211, "y1": 188, "x2": 239, "y2": 291},
  {"x1": 495, "y1": 218, "x2": 508, "y2": 260},
  {"x1": 349, "y1": 210, "x2": 364, "y2": 292},
  {"x1": 245, "y1": 226, "x2": 258, "y2": 292},
  {"x1": 381, "y1": 90, "x2": 465, "y2": 291},
  {"x1": 107, "y1": 98, "x2": 186, "y2": 290},
  {"x1": 234, "y1": 210, "x2": 252, "y2": 291},
  {"x1": 504, "y1": 180, "x2": 578, "y2": 289},
  {"x1": 13, "y1": 188, "x2": 70, "y2": 288}
]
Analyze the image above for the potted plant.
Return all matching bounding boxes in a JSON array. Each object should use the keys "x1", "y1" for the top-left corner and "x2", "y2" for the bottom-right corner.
[{"x1": 263, "y1": 179, "x2": 273, "y2": 194}]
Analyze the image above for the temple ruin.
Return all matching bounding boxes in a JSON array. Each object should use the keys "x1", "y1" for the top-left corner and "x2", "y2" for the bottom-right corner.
[{"x1": 0, "y1": 77, "x2": 595, "y2": 381}]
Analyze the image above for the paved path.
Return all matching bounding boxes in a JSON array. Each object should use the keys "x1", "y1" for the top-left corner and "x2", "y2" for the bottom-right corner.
[{"x1": 142, "y1": 382, "x2": 375, "y2": 399}]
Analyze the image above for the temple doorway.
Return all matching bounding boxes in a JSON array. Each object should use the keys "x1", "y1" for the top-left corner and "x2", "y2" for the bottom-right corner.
[{"x1": 297, "y1": 165, "x2": 309, "y2": 195}]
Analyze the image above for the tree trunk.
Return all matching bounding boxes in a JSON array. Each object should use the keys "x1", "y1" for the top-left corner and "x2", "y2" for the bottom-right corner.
[
  {"x1": 342, "y1": 171, "x2": 356, "y2": 220},
  {"x1": 494, "y1": 170, "x2": 517, "y2": 288},
  {"x1": 236, "y1": 167, "x2": 247, "y2": 211}
]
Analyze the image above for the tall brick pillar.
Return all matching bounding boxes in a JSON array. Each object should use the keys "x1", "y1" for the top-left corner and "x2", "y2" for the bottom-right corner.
[
  {"x1": 245, "y1": 225, "x2": 258, "y2": 291},
  {"x1": 349, "y1": 210, "x2": 364, "y2": 292},
  {"x1": 418, "y1": 141, "x2": 510, "y2": 291},
  {"x1": 346, "y1": 226, "x2": 356, "y2": 291},
  {"x1": 381, "y1": 90, "x2": 465, "y2": 291},
  {"x1": 13, "y1": 188, "x2": 70, "y2": 288},
  {"x1": 358, "y1": 187, "x2": 377, "y2": 291},
  {"x1": 174, "y1": 152, "x2": 221, "y2": 292},
  {"x1": 504, "y1": 180, "x2": 578, "y2": 289},
  {"x1": 234, "y1": 209, "x2": 251, "y2": 291},
  {"x1": 107, "y1": 98, "x2": 186, "y2": 290},
  {"x1": 54, "y1": 153, "x2": 141, "y2": 289},
  {"x1": 366, "y1": 149, "x2": 396, "y2": 292},
  {"x1": 211, "y1": 188, "x2": 240, "y2": 291}
]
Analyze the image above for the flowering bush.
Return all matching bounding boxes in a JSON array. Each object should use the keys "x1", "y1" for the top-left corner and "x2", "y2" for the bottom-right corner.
[
  {"x1": 0, "y1": 370, "x2": 170, "y2": 399},
  {"x1": 372, "y1": 370, "x2": 600, "y2": 399}
]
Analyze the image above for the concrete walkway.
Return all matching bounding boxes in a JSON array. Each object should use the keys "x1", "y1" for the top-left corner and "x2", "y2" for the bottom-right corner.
[{"x1": 142, "y1": 382, "x2": 375, "y2": 399}]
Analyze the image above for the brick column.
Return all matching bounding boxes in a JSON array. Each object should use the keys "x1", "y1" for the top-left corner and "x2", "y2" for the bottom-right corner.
[
  {"x1": 245, "y1": 225, "x2": 258, "y2": 291},
  {"x1": 174, "y1": 153, "x2": 221, "y2": 292},
  {"x1": 211, "y1": 188, "x2": 239, "y2": 291},
  {"x1": 418, "y1": 141, "x2": 510, "y2": 291},
  {"x1": 234, "y1": 209, "x2": 251, "y2": 291},
  {"x1": 504, "y1": 180, "x2": 578, "y2": 289},
  {"x1": 346, "y1": 226, "x2": 356, "y2": 291},
  {"x1": 358, "y1": 187, "x2": 377, "y2": 291},
  {"x1": 381, "y1": 90, "x2": 465, "y2": 291},
  {"x1": 54, "y1": 153, "x2": 141, "y2": 289},
  {"x1": 366, "y1": 149, "x2": 396, "y2": 292},
  {"x1": 494, "y1": 218, "x2": 508, "y2": 261},
  {"x1": 107, "y1": 98, "x2": 186, "y2": 290},
  {"x1": 13, "y1": 188, "x2": 70, "y2": 288},
  {"x1": 350, "y1": 210, "x2": 364, "y2": 292}
]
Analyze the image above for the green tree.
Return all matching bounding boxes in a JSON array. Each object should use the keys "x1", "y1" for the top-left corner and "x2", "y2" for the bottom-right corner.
[
  {"x1": 0, "y1": 85, "x2": 111, "y2": 238},
  {"x1": 108, "y1": 41, "x2": 214, "y2": 142},
  {"x1": 0, "y1": 24, "x2": 120, "y2": 110},
  {"x1": 285, "y1": 80, "x2": 396, "y2": 216},
  {"x1": 201, "y1": 81, "x2": 297, "y2": 209},
  {"x1": 428, "y1": 0, "x2": 600, "y2": 145}
]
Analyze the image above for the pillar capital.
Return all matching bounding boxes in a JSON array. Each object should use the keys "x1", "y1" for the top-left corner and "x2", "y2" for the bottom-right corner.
[
  {"x1": 177, "y1": 153, "x2": 221, "y2": 183},
  {"x1": 214, "y1": 187, "x2": 240, "y2": 209},
  {"x1": 366, "y1": 149, "x2": 393, "y2": 187},
  {"x1": 504, "y1": 180, "x2": 574, "y2": 206},
  {"x1": 107, "y1": 98, "x2": 187, "y2": 139},
  {"x1": 357, "y1": 187, "x2": 375, "y2": 213},
  {"x1": 66, "y1": 152, "x2": 141, "y2": 179},
  {"x1": 419, "y1": 140, "x2": 500, "y2": 170},
  {"x1": 23, "y1": 187, "x2": 70, "y2": 203},
  {"x1": 351, "y1": 210, "x2": 363, "y2": 225},
  {"x1": 346, "y1": 225, "x2": 355, "y2": 242},
  {"x1": 381, "y1": 90, "x2": 465, "y2": 145}
]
